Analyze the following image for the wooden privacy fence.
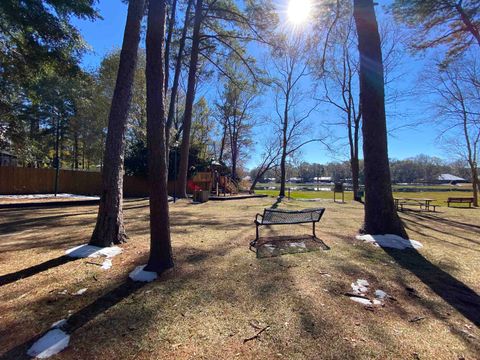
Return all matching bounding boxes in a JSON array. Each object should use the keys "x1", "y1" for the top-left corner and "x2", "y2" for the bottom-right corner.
[{"x1": 0, "y1": 167, "x2": 149, "y2": 197}]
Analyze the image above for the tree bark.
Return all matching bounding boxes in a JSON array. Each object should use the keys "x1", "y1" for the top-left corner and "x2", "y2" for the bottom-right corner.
[
  {"x1": 279, "y1": 87, "x2": 290, "y2": 198},
  {"x1": 353, "y1": 0, "x2": 407, "y2": 238},
  {"x1": 218, "y1": 122, "x2": 227, "y2": 162},
  {"x1": 279, "y1": 147, "x2": 287, "y2": 197},
  {"x1": 351, "y1": 156, "x2": 360, "y2": 201},
  {"x1": 470, "y1": 164, "x2": 479, "y2": 207},
  {"x1": 177, "y1": 0, "x2": 203, "y2": 198},
  {"x1": 89, "y1": 0, "x2": 145, "y2": 247},
  {"x1": 455, "y1": 3, "x2": 480, "y2": 47},
  {"x1": 144, "y1": 0, "x2": 174, "y2": 273}
]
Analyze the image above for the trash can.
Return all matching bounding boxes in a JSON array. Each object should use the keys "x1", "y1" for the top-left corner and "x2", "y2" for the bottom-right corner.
[{"x1": 194, "y1": 190, "x2": 209, "y2": 203}]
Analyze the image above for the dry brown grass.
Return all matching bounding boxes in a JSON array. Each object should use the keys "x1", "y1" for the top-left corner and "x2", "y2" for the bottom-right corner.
[{"x1": 0, "y1": 197, "x2": 479, "y2": 359}]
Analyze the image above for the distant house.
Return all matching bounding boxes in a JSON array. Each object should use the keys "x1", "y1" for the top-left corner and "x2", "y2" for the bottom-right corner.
[
  {"x1": 313, "y1": 176, "x2": 332, "y2": 183},
  {"x1": 259, "y1": 177, "x2": 276, "y2": 183},
  {"x1": 288, "y1": 177, "x2": 303, "y2": 183},
  {"x1": 437, "y1": 173, "x2": 468, "y2": 185},
  {"x1": 0, "y1": 151, "x2": 18, "y2": 167}
]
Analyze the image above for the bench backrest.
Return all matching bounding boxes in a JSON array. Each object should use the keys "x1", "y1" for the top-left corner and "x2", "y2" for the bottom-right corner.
[
  {"x1": 448, "y1": 197, "x2": 474, "y2": 202},
  {"x1": 262, "y1": 208, "x2": 325, "y2": 224}
]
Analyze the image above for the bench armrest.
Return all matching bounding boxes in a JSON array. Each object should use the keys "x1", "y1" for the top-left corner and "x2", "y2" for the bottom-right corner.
[{"x1": 254, "y1": 213, "x2": 264, "y2": 224}]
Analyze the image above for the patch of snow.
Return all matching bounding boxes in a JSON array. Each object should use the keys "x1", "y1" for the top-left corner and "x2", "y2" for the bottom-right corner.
[
  {"x1": 264, "y1": 244, "x2": 276, "y2": 253},
  {"x1": 129, "y1": 265, "x2": 158, "y2": 283},
  {"x1": 27, "y1": 329, "x2": 70, "y2": 359},
  {"x1": 375, "y1": 289, "x2": 388, "y2": 300},
  {"x1": 349, "y1": 297, "x2": 372, "y2": 306},
  {"x1": 57, "y1": 290, "x2": 67, "y2": 295},
  {"x1": 289, "y1": 242, "x2": 306, "y2": 249},
  {"x1": 101, "y1": 258, "x2": 112, "y2": 270},
  {"x1": 65, "y1": 244, "x2": 123, "y2": 259},
  {"x1": 351, "y1": 279, "x2": 370, "y2": 295},
  {"x1": 50, "y1": 319, "x2": 67, "y2": 329},
  {"x1": 355, "y1": 234, "x2": 423, "y2": 250},
  {"x1": 73, "y1": 288, "x2": 87, "y2": 296},
  {"x1": 372, "y1": 299, "x2": 383, "y2": 305}
]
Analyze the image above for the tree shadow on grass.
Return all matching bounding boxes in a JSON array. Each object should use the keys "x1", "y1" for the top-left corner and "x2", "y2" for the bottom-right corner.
[
  {"x1": 0, "y1": 210, "x2": 96, "y2": 238},
  {"x1": 403, "y1": 210, "x2": 480, "y2": 232},
  {"x1": 0, "y1": 279, "x2": 149, "y2": 360},
  {"x1": 270, "y1": 197, "x2": 282, "y2": 209},
  {"x1": 0, "y1": 255, "x2": 77, "y2": 287},
  {"x1": 381, "y1": 247, "x2": 480, "y2": 327}
]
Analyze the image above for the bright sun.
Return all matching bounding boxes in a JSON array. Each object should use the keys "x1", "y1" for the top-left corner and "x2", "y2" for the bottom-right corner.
[{"x1": 287, "y1": 0, "x2": 313, "y2": 25}]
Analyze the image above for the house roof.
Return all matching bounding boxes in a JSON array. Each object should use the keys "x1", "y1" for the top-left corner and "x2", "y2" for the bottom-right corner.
[{"x1": 437, "y1": 174, "x2": 466, "y2": 181}]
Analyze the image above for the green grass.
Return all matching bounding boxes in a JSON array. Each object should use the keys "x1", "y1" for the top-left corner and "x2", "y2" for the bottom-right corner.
[
  {"x1": 256, "y1": 182, "x2": 472, "y2": 191},
  {"x1": 255, "y1": 189, "x2": 475, "y2": 206}
]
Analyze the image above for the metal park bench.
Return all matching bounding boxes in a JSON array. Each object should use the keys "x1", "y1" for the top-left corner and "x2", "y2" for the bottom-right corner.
[
  {"x1": 251, "y1": 208, "x2": 325, "y2": 248},
  {"x1": 447, "y1": 197, "x2": 474, "y2": 208}
]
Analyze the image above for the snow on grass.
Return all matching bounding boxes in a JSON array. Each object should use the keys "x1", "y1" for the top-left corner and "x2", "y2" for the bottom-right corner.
[
  {"x1": 349, "y1": 280, "x2": 389, "y2": 307},
  {"x1": 73, "y1": 288, "x2": 87, "y2": 296},
  {"x1": 50, "y1": 319, "x2": 67, "y2": 329},
  {"x1": 375, "y1": 289, "x2": 388, "y2": 300},
  {"x1": 355, "y1": 234, "x2": 423, "y2": 250},
  {"x1": 350, "y1": 297, "x2": 372, "y2": 306},
  {"x1": 27, "y1": 329, "x2": 70, "y2": 359},
  {"x1": 129, "y1": 265, "x2": 158, "y2": 282},
  {"x1": 65, "y1": 244, "x2": 122, "y2": 259},
  {"x1": 101, "y1": 258, "x2": 112, "y2": 270},
  {"x1": 351, "y1": 279, "x2": 369, "y2": 295}
]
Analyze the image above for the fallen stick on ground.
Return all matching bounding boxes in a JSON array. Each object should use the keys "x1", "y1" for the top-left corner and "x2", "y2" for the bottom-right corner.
[
  {"x1": 243, "y1": 326, "x2": 270, "y2": 343},
  {"x1": 409, "y1": 316, "x2": 426, "y2": 323}
]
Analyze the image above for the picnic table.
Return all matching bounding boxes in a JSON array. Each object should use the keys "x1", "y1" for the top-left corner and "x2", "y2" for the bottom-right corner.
[{"x1": 394, "y1": 197, "x2": 437, "y2": 212}]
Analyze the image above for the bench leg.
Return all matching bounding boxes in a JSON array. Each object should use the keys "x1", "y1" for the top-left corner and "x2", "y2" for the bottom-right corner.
[
  {"x1": 250, "y1": 223, "x2": 258, "y2": 250},
  {"x1": 250, "y1": 223, "x2": 259, "y2": 249},
  {"x1": 313, "y1": 222, "x2": 316, "y2": 238}
]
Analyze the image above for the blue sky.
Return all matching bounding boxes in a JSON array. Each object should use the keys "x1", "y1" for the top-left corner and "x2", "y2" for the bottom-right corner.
[{"x1": 72, "y1": 0, "x2": 446, "y2": 168}]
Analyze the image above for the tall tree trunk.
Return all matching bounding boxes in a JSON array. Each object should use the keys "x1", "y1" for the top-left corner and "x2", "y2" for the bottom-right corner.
[
  {"x1": 231, "y1": 152, "x2": 237, "y2": 181},
  {"x1": 350, "y1": 113, "x2": 361, "y2": 201},
  {"x1": 177, "y1": 0, "x2": 203, "y2": 198},
  {"x1": 145, "y1": 0, "x2": 174, "y2": 273},
  {"x1": 218, "y1": 122, "x2": 227, "y2": 162},
  {"x1": 164, "y1": 0, "x2": 177, "y2": 95},
  {"x1": 73, "y1": 133, "x2": 79, "y2": 170},
  {"x1": 279, "y1": 143, "x2": 287, "y2": 197},
  {"x1": 455, "y1": 3, "x2": 480, "y2": 47},
  {"x1": 353, "y1": 0, "x2": 407, "y2": 238},
  {"x1": 82, "y1": 141, "x2": 86, "y2": 170},
  {"x1": 89, "y1": 0, "x2": 145, "y2": 247},
  {"x1": 469, "y1": 163, "x2": 479, "y2": 207},
  {"x1": 166, "y1": 0, "x2": 194, "y2": 149},
  {"x1": 351, "y1": 156, "x2": 360, "y2": 200},
  {"x1": 279, "y1": 88, "x2": 290, "y2": 198}
]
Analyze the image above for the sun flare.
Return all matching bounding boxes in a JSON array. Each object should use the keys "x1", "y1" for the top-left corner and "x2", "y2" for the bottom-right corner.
[{"x1": 287, "y1": 0, "x2": 313, "y2": 25}]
